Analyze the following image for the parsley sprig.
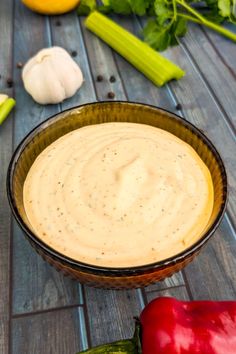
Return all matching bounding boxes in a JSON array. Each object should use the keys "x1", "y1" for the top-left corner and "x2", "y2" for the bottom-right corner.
[{"x1": 78, "y1": 0, "x2": 236, "y2": 51}]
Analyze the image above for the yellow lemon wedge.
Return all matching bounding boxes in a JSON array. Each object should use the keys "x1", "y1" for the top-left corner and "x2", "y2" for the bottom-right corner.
[{"x1": 22, "y1": 0, "x2": 80, "y2": 15}]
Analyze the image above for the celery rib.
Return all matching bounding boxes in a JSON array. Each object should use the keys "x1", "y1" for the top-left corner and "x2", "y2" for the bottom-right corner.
[
  {"x1": 0, "y1": 98, "x2": 16, "y2": 125},
  {"x1": 85, "y1": 11, "x2": 185, "y2": 86}
]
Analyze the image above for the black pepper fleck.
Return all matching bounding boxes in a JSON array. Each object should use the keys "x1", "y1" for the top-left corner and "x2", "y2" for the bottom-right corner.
[
  {"x1": 96, "y1": 75, "x2": 103, "y2": 82},
  {"x1": 6, "y1": 78, "x2": 13, "y2": 88},
  {"x1": 107, "y1": 91, "x2": 115, "y2": 99},
  {"x1": 109, "y1": 75, "x2": 116, "y2": 83},
  {"x1": 175, "y1": 103, "x2": 182, "y2": 111},
  {"x1": 55, "y1": 20, "x2": 62, "y2": 26}
]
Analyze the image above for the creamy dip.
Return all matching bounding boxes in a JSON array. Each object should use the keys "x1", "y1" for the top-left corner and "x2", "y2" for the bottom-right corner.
[{"x1": 23, "y1": 122, "x2": 214, "y2": 267}]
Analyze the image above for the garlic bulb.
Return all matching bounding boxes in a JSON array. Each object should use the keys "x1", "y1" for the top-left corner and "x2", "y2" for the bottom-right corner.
[{"x1": 22, "y1": 47, "x2": 83, "y2": 105}]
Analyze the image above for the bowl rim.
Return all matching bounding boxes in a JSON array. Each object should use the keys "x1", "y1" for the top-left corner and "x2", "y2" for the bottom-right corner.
[{"x1": 7, "y1": 101, "x2": 228, "y2": 276}]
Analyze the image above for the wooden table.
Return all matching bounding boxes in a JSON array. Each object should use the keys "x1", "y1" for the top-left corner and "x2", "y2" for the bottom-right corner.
[{"x1": 1, "y1": 1, "x2": 236, "y2": 353}]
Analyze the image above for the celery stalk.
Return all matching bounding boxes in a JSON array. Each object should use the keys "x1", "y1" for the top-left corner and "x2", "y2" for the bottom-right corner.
[
  {"x1": 85, "y1": 11, "x2": 185, "y2": 86},
  {"x1": 0, "y1": 98, "x2": 16, "y2": 125}
]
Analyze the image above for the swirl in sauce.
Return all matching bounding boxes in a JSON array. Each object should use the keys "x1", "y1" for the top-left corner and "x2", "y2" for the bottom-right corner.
[{"x1": 23, "y1": 123, "x2": 214, "y2": 267}]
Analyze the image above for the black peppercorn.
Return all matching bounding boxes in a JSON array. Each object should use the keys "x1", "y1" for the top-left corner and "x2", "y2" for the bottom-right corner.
[
  {"x1": 175, "y1": 103, "x2": 182, "y2": 111},
  {"x1": 109, "y1": 75, "x2": 116, "y2": 83},
  {"x1": 97, "y1": 75, "x2": 103, "y2": 82},
  {"x1": 107, "y1": 91, "x2": 115, "y2": 99},
  {"x1": 71, "y1": 50, "x2": 77, "y2": 57}
]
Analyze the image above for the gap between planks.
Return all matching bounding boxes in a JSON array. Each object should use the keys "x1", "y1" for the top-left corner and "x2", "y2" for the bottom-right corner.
[
  {"x1": 11, "y1": 303, "x2": 85, "y2": 319},
  {"x1": 201, "y1": 27, "x2": 236, "y2": 81}
]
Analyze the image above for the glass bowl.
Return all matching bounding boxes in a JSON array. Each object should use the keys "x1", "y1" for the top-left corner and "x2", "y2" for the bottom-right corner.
[{"x1": 7, "y1": 102, "x2": 227, "y2": 289}]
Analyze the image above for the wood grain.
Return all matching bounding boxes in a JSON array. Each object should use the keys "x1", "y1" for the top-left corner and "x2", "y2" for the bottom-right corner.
[
  {"x1": 184, "y1": 217, "x2": 236, "y2": 300},
  {"x1": 181, "y1": 23, "x2": 236, "y2": 129},
  {"x1": 202, "y1": 24, "x2": 236, "y2": 77},
  {"x1": 12, "y1": 307, "x2": 85, "y2": 354},
  {"x1": 0, "y1": 0, "x2": 14, "y2": 352},
  {"x1": 83, "y1": 287, "x2": 143, "y2": 347},
  {"x1": 12, "y1": 1, "x2": 83, "y2": 315}
]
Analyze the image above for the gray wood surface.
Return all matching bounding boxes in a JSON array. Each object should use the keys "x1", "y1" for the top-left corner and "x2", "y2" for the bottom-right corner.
[
  {"x1": 0, "y1": 1, "x2": 13, "y2": 353},
  {"x1": 0, "y1": 1, "x2": 236, "y2": 353},
  {"x1": 12, "y1": 307, "x2": 85, "y2": 354}
]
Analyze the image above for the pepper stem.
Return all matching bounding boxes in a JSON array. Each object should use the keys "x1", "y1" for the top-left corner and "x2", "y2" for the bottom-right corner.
[{"x1": 76, "y1": 319, "x2": 142, "y2": 354}]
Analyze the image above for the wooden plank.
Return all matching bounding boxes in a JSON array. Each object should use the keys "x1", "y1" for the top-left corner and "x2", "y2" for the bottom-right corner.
[
  {"x1": 84, "y1": 287, "x2": 143, "y2": 347},
  {"x1": 202, "y1": 24, "x2": 236, "y2": 76},
  {"x1": 80, "y1": 17, "x2": 127, "y2": 101},
  {"x1": 184, "y1": 217, "x2": 236, "y2": 299},
  {"x1": 145, "y1": 286, "x2": 190, "y2": 303},
  {"x1": 12, "y1": 1, "x2": 83, "y2": 315},
  {"x1": 180, "y1": 23, "x2": 236, "y2": 129},
  {"x1": 12, "y1": 307, "x2": 86, "y2": 354},
  {"x1": 0, "y1": 0, "x2": 13, "y2": 352},
  {"x1": 50, "y1": 13, "x2": 96, "y2": 108}
]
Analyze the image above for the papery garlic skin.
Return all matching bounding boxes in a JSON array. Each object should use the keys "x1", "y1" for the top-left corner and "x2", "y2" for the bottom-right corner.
[{"x1": 22, "y1": 47, "x2": 83, "y2": 105}]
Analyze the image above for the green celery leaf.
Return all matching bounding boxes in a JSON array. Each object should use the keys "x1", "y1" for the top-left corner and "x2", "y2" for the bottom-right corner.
[
  {"x1": 128, "y1": 0, "x2": 153, "y2": 15},
  {"x1": 169, "y1": 17, "x2": 187, "y2": 46},
  {"x1": 218, "y1": 0, "x2": 231, "y2": 16},
  {"x1": 232, "y1": 0, "x2": 236, "y2": 18},
  {"x1": 143, "y1": 20, "x2": 172, "y2": 50},
  {"x1": 77, "y1": 0, "x2": 96, "y2": 15},
  {"x1": 173, "y1": 17, "x2": 187, "y2": 36},
  {"x1": 154, "y1": 0, "x2": 172, "y2": 25},
  {"x1": 109, "y1": 0, "x2": 132, "y2": 14}
]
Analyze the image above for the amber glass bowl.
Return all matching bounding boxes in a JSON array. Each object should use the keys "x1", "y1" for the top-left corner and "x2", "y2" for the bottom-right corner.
[{"x1": 7, "y1": 102, "x2": 227, "y2": 289}]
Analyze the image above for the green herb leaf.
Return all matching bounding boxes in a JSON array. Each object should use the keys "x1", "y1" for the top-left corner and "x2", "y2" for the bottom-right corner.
[
  {"x1": 128, "y1": 0, "x2": 152, "y2": 16},
  {"x1": 109, "y1": 0, "x2": 132, "y2": 14},
  {"x1": 77, "y1": 0, "x2": 96, "y2": 15},
  {"x1": 143, "y1": 20, "x2": 172, "y2": 51},
  {"x1": 218, "y1": 0, "x2": 231, "y2": 16},
  {"x1": 173, "y1": 17, "x2": 187, "y2": 37},
  {"x1": 84, "y1": 0, "x2": 236, "y2": 50},
  {"x1": 154, "y1": 0, "x2": 172, "y2": 25}
]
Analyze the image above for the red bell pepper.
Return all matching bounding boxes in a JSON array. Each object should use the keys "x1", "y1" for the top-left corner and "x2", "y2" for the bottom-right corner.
[
  {"x1": 140, "y1": 297, "x2": 236, "y2": 354},
  {"x1": 77, "y1": 297, "x2": 236, "y2": 354}
]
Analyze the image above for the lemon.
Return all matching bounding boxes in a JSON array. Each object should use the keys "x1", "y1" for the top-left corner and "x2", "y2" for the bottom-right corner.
[{"x1": 22, "y1": 0, "x2": 80, "y2": 15}]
